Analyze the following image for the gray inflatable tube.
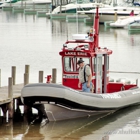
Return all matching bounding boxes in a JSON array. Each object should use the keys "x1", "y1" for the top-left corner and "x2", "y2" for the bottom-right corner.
[{"x1": 21, "y1": 83, "x2": 140, "y2": 111}]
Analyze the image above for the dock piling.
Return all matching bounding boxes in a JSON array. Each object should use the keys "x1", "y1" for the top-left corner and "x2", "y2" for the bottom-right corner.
[
  {"x1": 25, "y1": 65, "x2": 30, "y2": 74},
  {"x1": 11, "y1": 66, "x2": 16, "y2": 85},
  {"x1": 8, "y1": 77, "x2": 13, "y2": 99},
  {"x1": 8, "y1": 77, "x2": 13, "y2": 118},
  {"x1": 24, "y1": 65, "x2": 30, "y2": 85},
  {"x1": 7, "y1": 101, "x2": 13, "y2": 119},
  {"x1": 52, "y1": 68, "x2": 57, "y2": 83},
  {"x1": 24, "y1": 73, "x2": 29, "y2": 85},
  {"x1": 39, "y1": 71, "x2": 44, "y2": 83}
]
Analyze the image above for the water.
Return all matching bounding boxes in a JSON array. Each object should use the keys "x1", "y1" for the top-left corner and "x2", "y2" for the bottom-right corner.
[
  {"x1": 1, "y1": 106, "x2": 140, "y2": 139},
  {"x1": 0, "y1": 9, "x2": 140, "y2": 139}
]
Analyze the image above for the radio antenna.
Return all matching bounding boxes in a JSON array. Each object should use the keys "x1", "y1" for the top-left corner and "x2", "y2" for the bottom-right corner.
[{"x1": 76, "y1": 0, "x2": 79, "y2": 34}]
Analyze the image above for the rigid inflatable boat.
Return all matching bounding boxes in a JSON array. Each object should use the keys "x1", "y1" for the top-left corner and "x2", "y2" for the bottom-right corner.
[
  {"x1": 21, "y1": 7, "x2": 140, "y2": 121},
  {"x1": 21, "y1": 83, "x2": 140, "y2": 121}
]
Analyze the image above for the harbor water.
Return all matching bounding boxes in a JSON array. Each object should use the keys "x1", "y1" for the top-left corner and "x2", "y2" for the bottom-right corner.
[{"x1": 0, "y1": 9, "x2": 140, "y2": 140}]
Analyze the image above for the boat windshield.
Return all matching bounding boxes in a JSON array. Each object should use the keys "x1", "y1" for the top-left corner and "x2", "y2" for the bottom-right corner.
[{"x1": 64, "y1": 57, "x2": 90, "y2": 72}]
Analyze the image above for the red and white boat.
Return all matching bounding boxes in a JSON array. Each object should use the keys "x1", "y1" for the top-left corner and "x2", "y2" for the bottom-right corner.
[{"x1": 21, "y1": 7, "x2": 140, "y2": 121}]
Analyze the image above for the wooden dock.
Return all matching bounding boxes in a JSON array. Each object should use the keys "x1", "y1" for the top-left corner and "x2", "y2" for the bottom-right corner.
[
  {"x1": 0, "y1": 65, "x2": 57, "y2": 119},
  {"x1": 0, "y1": 82, "x2": 24, "y2": 119}
]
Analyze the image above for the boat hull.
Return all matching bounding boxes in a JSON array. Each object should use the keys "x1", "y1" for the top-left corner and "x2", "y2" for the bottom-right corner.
[
  {"x1": 88, "y1": 13, "x2": 140, "y2": 23},
  {"x1": 78, "y1": 7, "x2": 140, "y2": 23},
  {"x1": 45, "y1": 104, "x2": 114, "y2": 121},
  {"x1": 21, "y1": 83, "x2": 140, "y2": 121}
]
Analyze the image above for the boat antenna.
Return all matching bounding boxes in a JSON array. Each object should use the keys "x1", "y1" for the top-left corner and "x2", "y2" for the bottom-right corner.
[
  {"x1": 66, "y1": 15, "x2": 69, "y2": 41},
  {"x1": 89, "y1": 6, "x2": 99, "y2": 51},
  {"x1": 93, "y1": 6, "x2": 99, "y2": 49},
  {"x1": 76, "y1": 0, "x2": 79, "y2": 33}
]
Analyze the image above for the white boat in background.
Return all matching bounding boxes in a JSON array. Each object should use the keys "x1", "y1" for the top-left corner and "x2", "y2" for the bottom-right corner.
[
  {"x1": 50, "y1": 2, "x2": 111, "y2": 14},
  {"x1": 0, "y1": 0, "x2": 19, "y2": 5},
  {"x1": 0, "y1": 0, "x2": 51, "y2": 7},
  {"x1": 110, "y1": 15, "x2": 140, "y2": 28},
  {"x1": 21, "y1": 7, "x2": 140, "y2": 122},
  {"x1": 78, "y1": 6, "x2": 140, "y2": 23},
  {"x1": 46, "y1": 0, "x2": 112, "y2": 17},
  {"x1": 32, "y1": 0, "x2": 51, "y2": 4}
]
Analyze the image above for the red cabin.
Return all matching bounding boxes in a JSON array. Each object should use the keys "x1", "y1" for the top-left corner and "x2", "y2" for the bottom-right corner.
[
  {"x1": 59, "y1": 36, "x2": 112, "y2": 93},
  {"x1": 59, "y1": 7, "x2": 137, "y2": 93}
]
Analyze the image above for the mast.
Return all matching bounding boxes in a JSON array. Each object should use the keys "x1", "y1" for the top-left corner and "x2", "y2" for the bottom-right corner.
[
  {"x1": 93, "y1": 6, "x2": 99, "y2": 49},
  {"x1": 88, "y1": 6, "x2": 99, "y2": 52}
]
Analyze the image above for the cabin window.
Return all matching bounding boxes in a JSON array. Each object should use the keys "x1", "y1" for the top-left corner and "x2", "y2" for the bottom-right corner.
[
  {"x1": 64, "y1": 57, "x2": 90, "y2": 72},
  {"x1": 64, "y1": 57, "x2": 72, "y2": 72}
]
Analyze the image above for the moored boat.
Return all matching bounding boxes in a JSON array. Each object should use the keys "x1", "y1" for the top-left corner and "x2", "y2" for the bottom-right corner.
[
  {"x1": 49, "y1": 2, "x2": 111, "y2": 14},
  {"x1": 0, "y1": 0, "x2": 51, "y2": 8},
  {"x1": 109, "y1": 15, "x2": 140, "y2": 28},
  {"x1": 78, "y1": 6, "x2": 140, "y2": 23},
  {"x1": 46, "y1": 1, "x2": 111, "y2": 18},
  {"x1": 21, "y1": 7, "x2": 140, "y2": 121},
  {"x1": 0, "y1": 0, "x2": 19, "y2": 5}
]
